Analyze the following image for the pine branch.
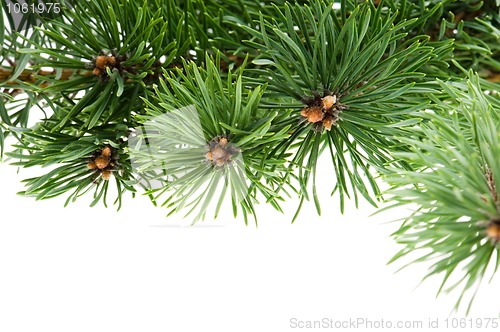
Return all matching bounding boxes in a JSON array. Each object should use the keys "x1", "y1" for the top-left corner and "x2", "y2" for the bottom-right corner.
[
  {"x1": 0, "y1": 0, "x2": 499, "y2": 313},
  {"x1": 384, "y1": 72, "x2": 500, "y2": 314},
  {"x1": 240, "y1": 0, "x2": 452, "y2": 217},
  {"x1": 129, "y1": 57, "x2": 289, "y2": 224},
  {"x1": 7, "y1": 123, "x2": 135, "y2": 208}
]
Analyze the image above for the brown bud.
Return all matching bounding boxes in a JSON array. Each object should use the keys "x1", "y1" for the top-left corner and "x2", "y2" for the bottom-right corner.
[
  {"x1": 92, "y1": 68, "x2": 102, "y2": 76},
  {"x1": 101, "y1": 170, "x2": 112, "y2": 181},
  {"x1": 211, "y1": 147, "x2": 227, "y2": 160},
  {"x1": 107, "y1": 56, "x2": 116, "y2": 67},
  {"x1": 218, "y1": 137, "x2": 228, "y2": 147},
  {"x1": 94, "y1": 156, "x2": 110, "y2": 169},
  {"x1": 322, "y1": 95, "x2": 337, "y2": 110},
  {"x1": 215, "y1": 159, "x2": 226, "y2": 167},
  {"x1": 205, "y1": 151, "x2": 213, "y2": 161},
  {"x1": 323, "y1": 115, "x2": 333, "y2": 131},
  {"x1": 300, "y1": 108, "x2": 309, "y2": 118},
  {"x1": 95, "y1": 55, "x2": 108, "y2": 70},
  {"x1": 87, "y1": 161, "x2": 97, "y2": 170},
  {"x1": 306, "y1": 106, "x2": 324, "y2": 123},
  {"x1": 487, "y1": 222, "x2": 500, "y2": 242},
  {"x1": 101, "y1": 146, "x2": 112, "y2": 158}
]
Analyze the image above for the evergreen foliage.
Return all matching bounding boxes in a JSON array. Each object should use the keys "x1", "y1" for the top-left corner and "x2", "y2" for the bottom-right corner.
[{"x1": 1, "y1": 0, "x2": 499, "y2": 312}]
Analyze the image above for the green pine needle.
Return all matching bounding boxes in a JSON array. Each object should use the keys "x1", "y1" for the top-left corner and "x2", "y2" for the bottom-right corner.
[
  {"x1": 241, "y1": 0, "x2": 451, "y2": 214},
  {"x1": 129, "y1": 57, "x2": 289, "y2": 224},
  {"x1": 6, "y1": 124, "x2": 135, "y2": 209},
  {"x1": 384, "y1": 73, "x2": 500, "y2": 314}
]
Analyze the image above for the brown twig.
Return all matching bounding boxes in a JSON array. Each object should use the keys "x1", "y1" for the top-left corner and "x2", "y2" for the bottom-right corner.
[
  {"x1": 486, "y1": 168, "x2": 499, "y2": 212},
  {"x1": 0, "y1": 66, "x2": 81, "y2": 85}
]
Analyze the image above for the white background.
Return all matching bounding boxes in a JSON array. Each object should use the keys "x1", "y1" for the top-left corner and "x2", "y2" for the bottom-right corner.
[{"x1": 0, "y1": 151, "x2": 499, "y2": 332}]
